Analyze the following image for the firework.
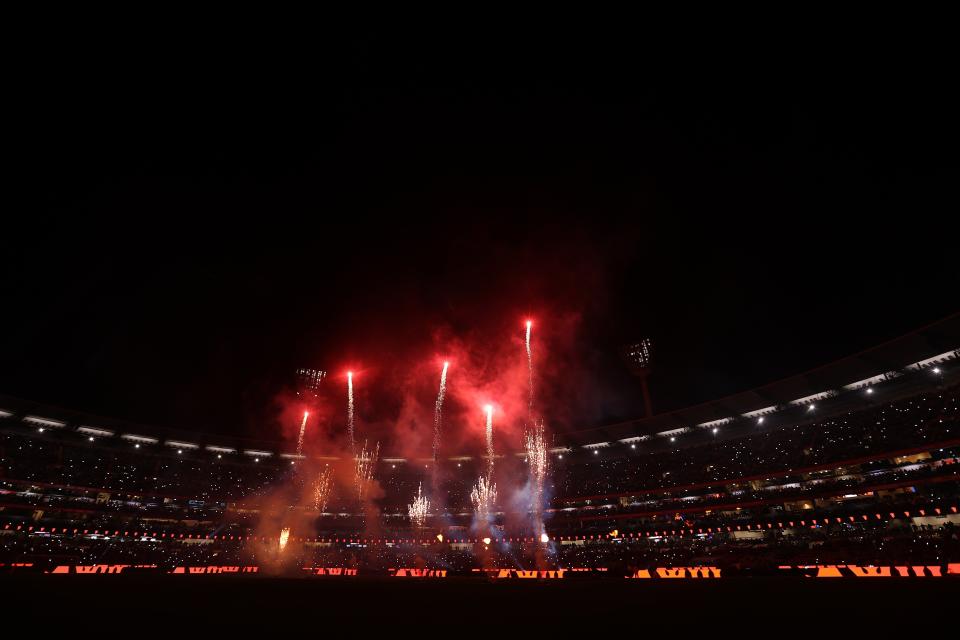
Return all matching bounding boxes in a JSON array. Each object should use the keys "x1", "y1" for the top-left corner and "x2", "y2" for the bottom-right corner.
[
  {"x1": 408, "y1": 482, "x2": 430, "y2": 529},
  {"x1": 432, "y1": 361, "x2": 449, "y2": 462},
  {"x1": 354, "y1": 439, "x2": 379, "y2": 501},
  {"x1": 484, "y1": 404, "x2": 495, "y2": 477},
  {"x1": 279, "y1": 527, "x2": 291, "y2": 553},
  {"x1": 525, "y1": 420, "x2": 550, "y2": 535},
  {"x1": 346, "y1": 371, "x2": 355, "y2": 453},
  {"x1": 525, "y1": 320, "x2": 534, "y2": 420},
  {"x1": 296, "y1": 411, "x2": 309, "y2": 458},
  {"x1": 470, "y1": 474, "x2": 497, "y2": 520},
  {"x1": 313, "y1": 466, "x2": 333, "y2": 512}
]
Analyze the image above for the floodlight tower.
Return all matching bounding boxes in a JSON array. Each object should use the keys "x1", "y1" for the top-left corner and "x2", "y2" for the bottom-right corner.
[
  {"x1": 622, "y1": 338, "x2": 654, "y2": 418},
  {"x1": 296, "y1": 368, "x2": 327, "y2": 404}
]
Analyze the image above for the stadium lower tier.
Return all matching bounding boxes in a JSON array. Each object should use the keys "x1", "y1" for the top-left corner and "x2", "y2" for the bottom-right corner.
[{"x1": 3, "y1": 509, "x2": 959, "y2": 576}]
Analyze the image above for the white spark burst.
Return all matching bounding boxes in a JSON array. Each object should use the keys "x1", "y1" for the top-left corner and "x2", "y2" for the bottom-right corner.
[
  {"x1": 525, "y1": 320, "x2": 534, "y2": 419},
  {"x1": 408, "y1": 482, "x2": 430, "y2": 529},
  {"x1": 296, "y1": 411, "x2": 309, "y2": 458},
  {"x1": 354, "y1": 439, "x2": 379, "y2": 502},
  {"x1": 484, "y1": 404, "x2": 495, "y2": 477},
  {"x1": 346, "y1": 372, "x2": 355, "y2": 453},
  {"x1": 432, "y1": 361, "x2": 449, "y2": 462},
  {"x1": 470, "y1": 474, "x2": 497, "y2": 520},
  {"x1": 313, "y1": 467, "x2": 333, "y2": 512},
  {"x1": 525, "y1": 420, "x2": 550, "y2": 536}
]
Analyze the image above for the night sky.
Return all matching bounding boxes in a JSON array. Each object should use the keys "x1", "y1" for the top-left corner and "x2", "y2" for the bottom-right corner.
[{"x1": 4, "y1": 34, "x2": 957, "y2": 443}]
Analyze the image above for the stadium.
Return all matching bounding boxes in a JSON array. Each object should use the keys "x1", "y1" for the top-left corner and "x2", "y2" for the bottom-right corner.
[
  {"x1": 3, "y1": 314, "x2": 958, "y2": 618},
  {"x1": 6, "y1": 29, "x2": 960, "y2": 629}
]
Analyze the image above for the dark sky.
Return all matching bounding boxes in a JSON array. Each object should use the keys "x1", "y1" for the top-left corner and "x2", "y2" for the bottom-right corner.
[{"x1": 4, "y1": 33, "x2": 958, "y2": 442}]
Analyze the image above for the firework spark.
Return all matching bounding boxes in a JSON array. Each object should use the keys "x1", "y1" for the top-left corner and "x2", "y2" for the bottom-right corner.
[
  {"x1": 470, "y1": 474, "x2": 497, "y2": 520},
  {"x1": 279, "y1": 527, "x2": 291, "y2": 553},
  {"x1": 354, "y1": 439, "x2": 379, "y2": 502},
  {"x1": 408, "y1": 482, "x2": 430, "y2": 529},
  {"x1": 296, "y1": 411, "x2": 309, "y2": 458},
  {"x1": 313, "y1": 466, "x2": 333, "y2": 512},
  {"x1": 346, "y1": 371, "x2": 355, "y2": 453},
  {"x1": 525, "y1": 320, "x2": 534, "y2": 421},
  {"x1": 432, "y1": 361, "x2": 449, "y2": 462},
  {"x1": 484, "y1": 404, "x2": 495, "y2": 477},
  {"x1": 525, "y1": 420, "x2": 550, "y2": 536}
]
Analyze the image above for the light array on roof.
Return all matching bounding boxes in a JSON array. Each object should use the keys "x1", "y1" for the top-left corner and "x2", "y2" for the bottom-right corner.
[
  {"x1": 205, "y1": 445, "x2": 236, "y2": 454},
  {"x1": 742, "y1": 406, "x2": 778, "y2": 419},
  {"x1": 788, "y1": 391, "x2": 835, "y2": 407},
  {"x1": 23, "y1": 416, "x2": 67, "y2": 428},
  {"x1": 583, "y1": 442, "x2": 610, "y2": 449},
  {"x1": 243, "y1": 449, "x2": 272, "y2": 457},
  {"x1": 77, "y1": 426, "x2": 115, "y2": 437},
  {"x1": 165, "y1": 440, "x2": 199, "y2": 450},
  {"x1": 697, "y1": 417, "x2": 732, "y2": 429},
  {"x1": 906, "y1": 350, "x2": 958, "y2": 371},
  {"x1": 842, "y1": 372, "x2": 898, "y2": 391},
  {"x1": 121, "y1": 434, "x2": 159, "y2": 444},
  {"x1": 655, "y1": 427, "x2": 687, "y2": 438}
]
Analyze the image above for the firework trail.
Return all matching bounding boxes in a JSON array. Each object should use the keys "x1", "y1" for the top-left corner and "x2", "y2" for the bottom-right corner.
[
  {"x1": 346, "y1": 372, "x2": 355, "y2": 453},
  {"x1": 296, "y1": 411, "x2": 309, "y2": 458},
  {"x1": 313, "y1": 466, "x2": 333, "y2": 512},
  {"x1": 484, "y1": 404, "x2": 495, "y2": 477},
  {"x1": 525, "y1": 420, "x2": 549, "y2": 536},
  {"x1": 408, "y1": 482, "x2": 430, "y2": 529},
  {"x1": 354, "y1": 439, "x2": 379, "y2": 502},
  {"x1": 525, "y1": 320, "x2": 534, "y2": 421},
  {"x1": 470, "y1": 474, "x2": 497, "y2": 521},
  {"x1": 432, "y1": 361, "x2": 449, "y2": 462},
  {"x1": 278, "y1": 527, "x2": 291, "y2": 553}
]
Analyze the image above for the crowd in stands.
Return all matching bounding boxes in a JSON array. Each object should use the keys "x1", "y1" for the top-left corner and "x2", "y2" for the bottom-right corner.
[
  {"x1": 555, "y1": 387, "x2": 958, "y2": 496},
  {"x1": 2, "y1": 518, "x2": 957, "y2": 575}
]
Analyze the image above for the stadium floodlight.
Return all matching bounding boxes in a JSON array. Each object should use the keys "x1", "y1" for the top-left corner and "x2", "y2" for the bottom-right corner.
[
  {"x1": 621, "y1": 338, "x2": 654, "y2": 417},
  {"x1": 933, "y1": 367, "x2": 941, "y2": 374},
  {"x1": 296, "y1": 368, "x2": 327, "y2": 400}
]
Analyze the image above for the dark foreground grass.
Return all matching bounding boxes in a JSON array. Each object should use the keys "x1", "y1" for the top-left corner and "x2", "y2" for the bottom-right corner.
[{"x1": 2, "y1": 575, "x2": 957, "y2": 631}]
